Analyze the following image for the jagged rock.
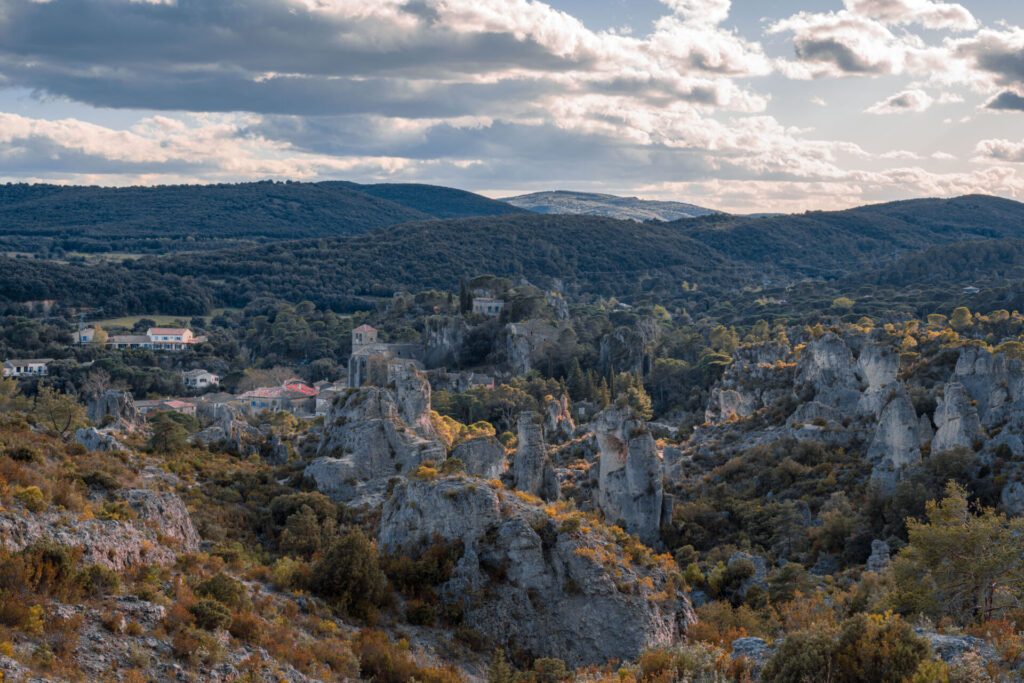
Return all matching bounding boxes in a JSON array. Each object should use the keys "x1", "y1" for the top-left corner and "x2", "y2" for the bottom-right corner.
[
  {"x1": 451, "y1": 437, "x2": 507, "y2": 479},
  {"x1": 788, "y1": 400, "x2": 842, "y2": 428},
  {"x1": 543, "y1": 394, "x2": 576, "y2": 442},
  {"x1": 592, "y1": 407, "x2": 664, "y2": 545},
  {"x1": 867, "y1": 393, "x2": 923, "y2": 485},
  {"x1": 727, "y1": 551, "x2": 768, "y2": 599},
  {"x1": 263, "y1": 434, "x2": 291, "y2": 465},
  {"x1": 599, "y1": 318, "x2": 659, "y2": 376},
  {"x1": 932, "y1": 383, "x2": 984, "y2": 453},
  {"x1": 0, "y1": 509, "x2": 178, "y2": 570},
  {"x1": 918, "y1": 413, "x2": 934, "y2": 448},
  {"x1": 75, "y1": 427, "x2": 128, "y2": 452},
  {"x1": 309, "y1": 372, "x2": 444, "y2": 505},
  {"x1": 794, "y1": 333, "x2": 862, "y2": 413},
  {"x1": 705, "y1": 343, "x2": 794, "y2": 424},
  {"x1": 506, "y1": 320, "x2": 564, "y2": 375},
  {"x1": 915, "y1": 630, "x2": 1001, "y2": 665},
  {"x1": 87, "y1": 390, "x2": 142, "y2": 430},
  {"x1": 512, "y1": 413, "x2": 558, "y2": 501},
  {"x1": 119, "y1": 489, "x2": 200, "y2": 552},
  {"x1": 379, "y1": 477, "x2": 695, "y2": 667},
  {"x1": 731, "y1": 637, "x2": 773, "y2": 673},
  {"x1": 0, "y1": 655, "x2": 31, "y2": 682},
  {"x1": 953, "y1": 346, "x2": 1024, "y2": 425},
  {"x1": 856, "y1": 342, "x2": 900, "y2": 416},
  {"x1": 1000, "y1": 480, "x2": 1024, "y2": 516},
  {"x1": 546, "y1": 291, "x2": 570, "y2": 320},
  {"x1": 865, "y1": 539, "x2": 891, "y2": 573},
  {"x1": 662, "y1": 445, "x2": 686, "y2": 482},
  {"x1": 191, "y1": 403, "x2": 262, "y2": 455},
  {"x1": 423, "y1": 315, "x2": 468, "y2": 368}
]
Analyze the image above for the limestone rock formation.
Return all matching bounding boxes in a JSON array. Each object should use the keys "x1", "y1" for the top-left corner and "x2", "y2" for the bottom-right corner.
[
  {"x1": 793, "y1": 333, "x2": 862, "y2": 413},
  {"x1": 379, "y1": 477, "x2": 695, "y2": 666},
  {"x1": 544, "y1": 394, "x2": 576, "y2": 442},
  {"x1": 191, "y1": 403, "x2": 262, "y2": 455},
  {"x1": 866, "y1": 540, "x2": 891, "y2": 573},
  {"x1": 451, "y1": 437, "x2": 507, "y2": 479},
  {"x1": 512, "y1": 413, "x2": 559, "y2": 501},
  {"x1": 423, "y1": 315, "x2": 468, "y2": 368},
  {"x1": 867, "y1": 393, "x2": 923, "y2": 485},
  {"x1": 119, "y1": 489, "x2": 201, "y2": 552},
  {"x1": 592, "y1": 407, "x2": 664, "y2": 545},
  {"x1": 506, "y1": 320, "x2": 564, "y2": 375},
  {"x1": 87, "y1": 390, "x2": 142, "y2": 430},
  {"x1": 309, "y1": 367, "x2": 445, "y2": 505},
  {"x1": 856, "y1": 342, "x2": 901, "y2": 416},
  {"x1": 0, "y1": 490, "x2": 198, "y2": 570},
  {"x1": 932, "y1": 383, "x2": 984, "y2": 453},
  {"x1": 599, "y1": 318, "x2": 659, "y2": 376},
  {"x1": 75, "y1": 427, "x2": 128, "y2": 452},
  {"x1": 705, "y1": 343, "x2": 794, "y2": 424}
]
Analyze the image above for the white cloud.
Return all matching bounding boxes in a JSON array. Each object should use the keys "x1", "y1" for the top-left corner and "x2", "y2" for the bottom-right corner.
[
  {"x1": 843, "y1": 0, "x2": 977, "y2": 31},
  {"x1": 975, "y1": 138, "x2": 1024, "y2": 163},
  {"x1": 866, "y1": 88, "x2": 934, "y2": 114}
]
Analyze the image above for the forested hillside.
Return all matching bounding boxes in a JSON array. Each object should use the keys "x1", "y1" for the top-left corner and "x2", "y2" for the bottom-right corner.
[
  {"x1": 682, "y1": 195, "x2": 1024, "y2": 278},
  {"x1": 0, "y1": 180, "x2": 520, "y2": 254},
  {"x1": 2, "y1": 194, "x2": 1024, "y2": 317}
]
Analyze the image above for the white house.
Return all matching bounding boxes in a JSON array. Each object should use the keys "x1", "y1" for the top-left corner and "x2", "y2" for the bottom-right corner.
[
  {"x1": 472, "y1": 297, "x2": 505, "y2": 317},
  {"x1": 182, "y1": 369, "x2": 220, "y2": 390},
  {"x1": 107, "y1": 327, "x2": 207, "y2": 352},
  {"x1": 3, "y1": 359, "x2": 54, "y2": 378}
]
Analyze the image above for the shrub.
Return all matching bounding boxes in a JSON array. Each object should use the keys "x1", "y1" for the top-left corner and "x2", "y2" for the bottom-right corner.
[
  {"x1": 309, "y1": 529, "x2": 390, "y2": 620},
  {"x1": 761, "y1": 630, "x2": 837, "y2": 683},
  {"x1": 189, "y1": 598, "x2": 233, "y2": 631},
  {"x1": 14, "y1": 485, "x2": 46, "y2": 512},
  {"x1": 351, "y1": 629, "x2": 420, "y2": 683},
  {"x1": 195, "y1": 572, "x2": 247, "y2": 610}
]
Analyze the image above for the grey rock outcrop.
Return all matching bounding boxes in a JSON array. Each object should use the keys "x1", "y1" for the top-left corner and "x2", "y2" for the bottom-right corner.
[
  {"x1": 423, "y1": 315, "x2": 468, "y2": 368},
  {"x1": 856, "y1": 342, "x2": 900, "y2": 416},
  {"x1": 544, "y1": 394, "x2": 576, "y2": 442},
  {"x1": 512, "y1": 413, "x2": 559, "y2": 501},
  {"x1": 119, "y1": 489, "x2": 201, "y2": 552},
  {"x1": 506, "y1": 320, "x2": 564, "y2": 375},
  {"x1": 379, "y1": 477, "x2": 695, "y2": 667},
  {"x1": 794, "y1": 333, "x2": 862, "y2": 413},
  {"x1": 87, "y1": 390, "x2": 142, "y2": 430},
  {"x1": 309, "y1": 367, "x2": 444, "y2": 505},
  {"x1": 932, "y1": 383, "x2": 984, "y2": 453},
  {"x1": 75, "y1": 427, "x2": 128, "y2": 452},
  {"x1": 915, "y1": 630, "x2": 1001, "y2": 666},
  {"x1": 953, "y1": 346, "x2": 1024, "y2": 425},
  {"x1": 451, "y1": 437, "x2": 507, "y2": 479},
  {"x1": 593, "y1": 407, "x2": 664, "y2": 545},
  {"x1": 705, "y1": 343, "x2": 794, "y2": 424},
  {"x1": 1000, "y1": 479, "x2": 1024, "y2": 516},
  {"x1": 865, "y1": 539, "x2": 891, "y2": 573},
  {"x1": 731, "y1": 637, "x2": 773, "y2": 674},
  {"x1": 191, "y1": 403, "x2": 262, "y2": 455},
  {"x1": 0, "y1": 491, "x2": 195, "y2": 573},
  {"x1": 867, "y1": 393, "x2": 923, "y2": 485},
  {"x1": 599, "y1": 318, "x2": 659, "y2": 376}
]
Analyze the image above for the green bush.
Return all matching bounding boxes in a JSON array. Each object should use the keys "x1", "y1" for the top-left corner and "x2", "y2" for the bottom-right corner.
[
  {"x1": 195, "y1": 573, "x2": 248, "y2": 610},
  {"x1": 190, "y1": 598, "x2": 233, "y2": 631},
  {"x1": 310, "y1": 528, "x2": 390, "y2": 619}
]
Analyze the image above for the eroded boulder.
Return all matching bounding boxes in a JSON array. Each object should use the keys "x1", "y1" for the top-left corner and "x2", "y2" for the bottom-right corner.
[{"x1": 379, "y1": 476, "x2": 694, "y2": 667}]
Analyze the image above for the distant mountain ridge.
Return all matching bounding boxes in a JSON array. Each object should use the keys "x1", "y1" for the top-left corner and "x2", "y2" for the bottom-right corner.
[
  {"x1": 0, "y1": 180, "x2": 522, "y2": 254},
  {"x1": 501, "y1": 190, "x2": 720, "y2": 221}
]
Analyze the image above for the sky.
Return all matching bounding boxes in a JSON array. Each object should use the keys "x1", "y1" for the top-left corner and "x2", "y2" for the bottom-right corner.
[{"x1": 0, "y1": 0, "x2": 1023, "y2": 212}]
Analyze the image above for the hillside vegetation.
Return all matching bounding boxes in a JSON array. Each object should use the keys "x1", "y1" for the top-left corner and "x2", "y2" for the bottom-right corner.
[{"x1": 0, "y1": 180, "x2": 520, "y2": 254}]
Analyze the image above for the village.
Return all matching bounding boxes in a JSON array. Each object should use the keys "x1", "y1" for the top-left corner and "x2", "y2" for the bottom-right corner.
[{"x1": 1, "y1": 286, "x2": 544, "y2": 429}]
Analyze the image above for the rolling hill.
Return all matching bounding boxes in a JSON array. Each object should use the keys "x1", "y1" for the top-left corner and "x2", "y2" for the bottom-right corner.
[
  {"x1": 502, "y1": 190, "x2": 720, "y2": 221},
  {"x1": 0, "y1": 180, "x2": 522, "y2": 254}
]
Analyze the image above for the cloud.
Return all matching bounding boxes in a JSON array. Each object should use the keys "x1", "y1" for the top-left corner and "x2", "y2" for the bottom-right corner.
[
  {"x1": 975, "y1": 138, "x2": 1024, "y2": 163},
  {"x1": 842, "y1": 0, "x2": 977, "y2": 31},
  {"x1": 986, "y1": 90, "x2": 1024, "y2": 112},
  {"x1": 866, "y1": 88, "x2": 934, "y2": 113}
]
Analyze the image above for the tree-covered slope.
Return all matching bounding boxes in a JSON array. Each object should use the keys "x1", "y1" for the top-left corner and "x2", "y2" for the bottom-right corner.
[
  {"x1": 343, "y1": 182, "x2": 527, "y2": 219},
  {"x1": 681, "y1": 195, "x2": 1024, "y2": 278},
  {"x1": 0, "y1": 180, "x2": 523, "y2": 254}
]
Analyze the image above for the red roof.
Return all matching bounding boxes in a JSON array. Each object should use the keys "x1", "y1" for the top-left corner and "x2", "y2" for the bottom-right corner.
[
  {"x1": 283, "y1": 380, "x2": 319, "y2": 396},
  {"x1": 353, "y1": 324, "x2": 376, "y2": 333}
]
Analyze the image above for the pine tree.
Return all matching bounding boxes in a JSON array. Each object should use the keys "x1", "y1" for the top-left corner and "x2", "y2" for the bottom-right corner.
[
  {"x1": 487, "y1": 648, "x2": 514, "y2": 683},
  {"x1": 459, "y1": 279, "x2": 472, "y2": 314}
]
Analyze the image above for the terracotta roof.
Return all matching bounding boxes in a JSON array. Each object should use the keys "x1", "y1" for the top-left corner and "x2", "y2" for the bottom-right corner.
[
  {"x1": 240, "y1": 386, "x2": 310, "y2": 400},
  {"x1": 353, "y1": 324, "x2": 377, "y2": 334},
  {"x1": 283, "y1": 380, "x2": 319, "y2": 396}
]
